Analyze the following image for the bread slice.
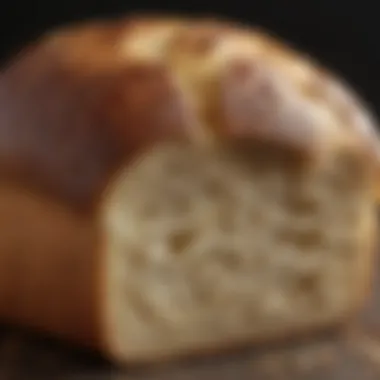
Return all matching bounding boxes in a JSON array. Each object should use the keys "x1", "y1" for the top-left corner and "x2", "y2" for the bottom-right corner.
[
  {"x1": 100, "y1": 140, "x2": 377, "y2": 362},
  {"x1": 0, "y1": 15, "x2": 378, "y2": 364}
]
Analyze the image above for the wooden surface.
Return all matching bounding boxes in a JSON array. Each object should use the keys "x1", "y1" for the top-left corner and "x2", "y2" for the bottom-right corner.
[{"x1": 1, "y1": 262, "x2": 380, "y2": 380}]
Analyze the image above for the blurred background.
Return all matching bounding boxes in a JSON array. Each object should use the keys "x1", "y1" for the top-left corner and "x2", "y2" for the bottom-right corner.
[{"x1": 0, "y1": 0, "x2": 379, "y2": 118}]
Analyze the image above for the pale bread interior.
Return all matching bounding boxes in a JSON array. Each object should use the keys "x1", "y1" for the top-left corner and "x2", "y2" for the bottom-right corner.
[{"x1": 103, "y1": 141, "x2": 374, "y2": 362}]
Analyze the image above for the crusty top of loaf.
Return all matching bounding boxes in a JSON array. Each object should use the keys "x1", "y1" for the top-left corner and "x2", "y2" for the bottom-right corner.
[{"x1": 0, "y1": 15, "x2": 379, "y2": 211}]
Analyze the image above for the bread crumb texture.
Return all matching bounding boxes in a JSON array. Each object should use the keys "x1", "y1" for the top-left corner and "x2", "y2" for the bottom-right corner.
[{"x1": 104, "y1": 141, "x2": 375, "y2": 360}]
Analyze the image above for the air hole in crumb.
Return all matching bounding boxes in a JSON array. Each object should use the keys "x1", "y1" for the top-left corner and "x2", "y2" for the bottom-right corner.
[
  {"x1": 217, "y1": 248, "x2": 243, "y2": 270},
  {"x1": 128, "y1": 247, "x2": 147, "y2": 268},
  {"x1": 278, "y1": 227, "x2": 323, "y2": 250},
  {"x1": 168, "y1": 230, "x2": 195, "y2": 254},
  {"x1": 286, "y1": 194, "x2": 318, "y2": 215},
  {"x1": 325, "y1": 152, "x2": 364, "y2": 191},
  {"x1": 294, "y1": 273, "x2": 322, "y2": 307},
  {"x1": 193, "y1": 286, "x2": 214, "y2": 305},
  {"x1": 203, "y1": 178, "x2": 225, "y2": 198},
  {"x1": 296, "y1": 274, "x2": 320, "y2": 293},
  {"x1": 296, "y1": 229, "x2": 323, "y2": 249}
]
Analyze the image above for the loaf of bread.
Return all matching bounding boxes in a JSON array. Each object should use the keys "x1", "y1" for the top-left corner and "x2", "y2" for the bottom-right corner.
[{"x1": 0, "y1": 15, "x2": 379, "y2": 364}]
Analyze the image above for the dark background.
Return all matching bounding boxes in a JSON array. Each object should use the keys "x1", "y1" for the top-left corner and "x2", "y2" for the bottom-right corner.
[{"x1": 0, "y1": 1, "x2": 379, "y2": 115}]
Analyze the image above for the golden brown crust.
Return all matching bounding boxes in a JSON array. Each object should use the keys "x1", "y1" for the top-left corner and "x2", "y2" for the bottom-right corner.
[
  {"x1": 0, "y1": 183, "x2": 101, "y2": 348},
  {"x1": 1, "y1": 15, "x2": 379, "y2": 212},
  {"x1": 0, "y1": 36, "x2": 189, "y2": 211}
]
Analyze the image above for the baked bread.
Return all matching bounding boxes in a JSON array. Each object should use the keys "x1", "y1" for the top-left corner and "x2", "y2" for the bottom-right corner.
[{"x1": 0, "y1": 15, "x2": 379, "y2": 364}]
